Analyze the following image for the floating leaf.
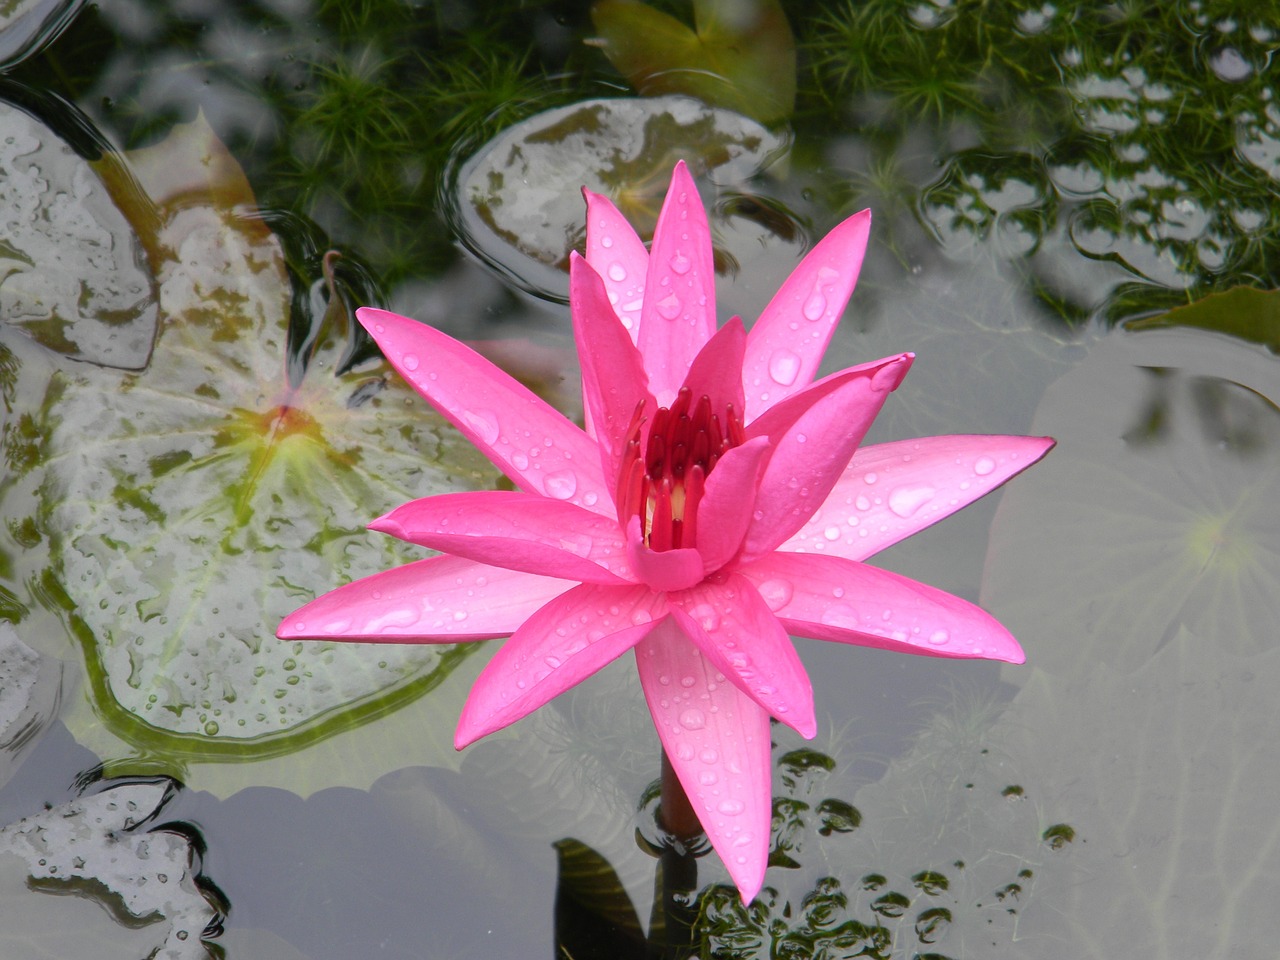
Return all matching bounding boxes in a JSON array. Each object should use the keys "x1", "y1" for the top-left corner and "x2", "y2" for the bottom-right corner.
[
  {"x1": 974, "y1": 326, "x2": 1280, "y2": 956},
  {"x1": 1126, "y1": 285, "x2": 1280, "y2": 354},
  {"x1": 0, "y1": 623, "x2": 62, "y2": 792},
  {"x1": 0, "y1": 99, "x2": 157, "y2": 368},
  {"x1": 18, "y1": 114, "x2": 494, "y2": 759},
  {"x1": 982, "y1": 327, "x2": 1280, "y2": 673},
  {"x1": 0, "y1": 779, "x2": 221, "y2": 958},
  {"x1": 590, "y1": 0, "x2": 796, "y2": 123},
  {"x1": 0, "y1": 0, "x2": 85, "y2": 69},
  {"x1": 447, "y1": 95, "x2": 792, "y2": 303}
]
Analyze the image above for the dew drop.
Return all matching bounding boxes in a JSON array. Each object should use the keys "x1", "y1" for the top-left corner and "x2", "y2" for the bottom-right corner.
[
  {"x1": 755, "y1": 578, "x2": 794, "y2": 612},
  {"x1": 700, "y1": 748, "x2": 719, "y2": 763},
  {"x1": 545, "y1": 470, "x2": 578, "y2": 500},
  {"x1": 854, "y1": 494, "x2": 871, "y2": 511},
  {"x1": 802, "y1": 290, "x2": 827, "y2": 321},
  {"x1": 689, "y1": 603, "x2": 720, "y2": 631},
  {"x1": 974, "y1": 456, "x2": 996, "y2": 476},
  {"x1": 608, "y1": 262, "x2": 627, "y2": 282},
  {"x1": 461, "y1": 409, "x2": 500, "y2": 445},
  {"x1": 680, "y1": 708, "x2": 707, "y2": 730},
  {"x1": 402, "y1": 353, "x2": 420, "y2": 371},
  {"x1": 888, "y1": 484, "x2": 937, "y2": 518},
  {"x1": 699, "y1": 771, "x2": 718, "y2": 785},
  {"x1": 768, "y1": 349, "x2": 801, "y2": 386},
  {"x1": 677, "y1": 743, "x2": 695, "y2": 761},
  {"x1": 823, "y1": 525, "x2": 841, "y2": 541},
  {"x1": 669, "y1": 252, "x2": 691, "y2": 274},
  {"x1": 601, "y1": 236, "x2": 614, "y2": 249},
  {"x1": 656, "y1": 294, "x2": 682, "y2": 319},
  {"x1": 863, "y1": 472, "x2": 878, "y2": 485},
  {"x1": 718, "y1": 799, "x2": 745, "y2": 815},
  {"x1": 928, "y1": 629, "x2": 950, "y2": 645},
  {"x1": 680, "y1": 675, "x2": 696, "y2": 687}
]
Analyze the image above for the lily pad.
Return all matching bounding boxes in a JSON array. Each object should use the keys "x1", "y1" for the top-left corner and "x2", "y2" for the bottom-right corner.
[
  {"x1": 447, "y1": 95, "x2": 792, "y2": 302},
  {"x1": 971, "y1": 325, "x2": 1280, "y2": 956},
  {"x1": 589, "y1": 0, "x2": 796, "y2": 124},
  {"x1": 0, "y1": 623, "x2": 62, "y2": 792},
  {"x1": 0, "y1": 779, "x2": 221, "y2": 958},
  {"x1": 0, "y1": 0, "x2": 85, "y2": 68},
  {"x1": 18, "y1": 114, "x2": 495, "y2": 759},
  {"x1": 981, "y1": 326, "x2": 1280, "y2": 674},
  {"x1": 1126, "y1": 284, "x2": 1280, "y2": 354},
  {"x1": 0, "y1": 99, "x2": 157, "y2": 369}
]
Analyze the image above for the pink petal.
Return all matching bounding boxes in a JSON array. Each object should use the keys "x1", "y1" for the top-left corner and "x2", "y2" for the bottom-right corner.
[
  {"x1": 680, "y1": 315, "x2": 746, "y2": 417},
  {"x1": 569, "y1": 253, "x2": 654, "y2": 484},
  {"x1": 356, "y1": 307, "x2": 611, "y2": 516},
  {"x1": 669, "y1": 573, "x2": 816, "y2": 738},
  {"x1": 742, "y1": 209, "x2": 873, "y2": 421},
  {"x1": 738, "y1": 354, "x2": 914, "y2": 562},
  {"x1": 638, "y1": 161, "x2": 717, "y2": 405},
  {"x1": 694, "y1": 437, "x2": 772, "y2": 573},
  {"x1": 780, "y1": 435, "x2": 1057, "y2": 561},
  {"x1": 370, "y1": 491, "x2": 633, "y2": 585},
  {"x1": 626, "y1": 517, "x2": 706, "y2": 593},
  {"x1": 455, "y1": 582, "x2": 665, "y2": 747},
  {"x1": 738, "y1": 552, "x2": 1025, "y2": 663},
  {"x1": 276, "y1": 555, "x2": 573, "y2": 641},
  {"x1": 634, "y1": 618, "x2": 773, "y2": 903},
  {"x1": 583, "y1": 187, "x2": 649, "y2": 342}
]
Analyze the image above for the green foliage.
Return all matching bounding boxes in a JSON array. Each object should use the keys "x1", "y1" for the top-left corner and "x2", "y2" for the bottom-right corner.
[{"x1": 801, "y1": 0, "x2": 1280, "y2": 319}]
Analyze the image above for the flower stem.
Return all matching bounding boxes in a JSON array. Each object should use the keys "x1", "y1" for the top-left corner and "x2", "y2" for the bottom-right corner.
[{"x1": 660, "y1": 751, "x2": 702, "y2": 841}]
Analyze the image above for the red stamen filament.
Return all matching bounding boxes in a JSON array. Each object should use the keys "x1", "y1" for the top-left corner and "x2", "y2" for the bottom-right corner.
[{"x1": 618, "y1": 387, "x2": 744, "y2": 551}]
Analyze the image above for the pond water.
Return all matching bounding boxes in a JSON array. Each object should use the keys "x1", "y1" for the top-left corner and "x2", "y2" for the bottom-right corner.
[{"x1": 0, "y1": 1, "x2": 1278, "y2": 957}]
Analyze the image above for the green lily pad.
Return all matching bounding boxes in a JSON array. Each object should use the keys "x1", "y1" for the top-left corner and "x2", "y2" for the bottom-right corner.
[
  {"x1": 1126, "y1": 285, "x2": 1280, "y2": 354},
  {"x1": 17, "y1": 115, "x2": 495, "y2": 760},
  {"x1": 448, "y1": 95, "x2": 792, "y2": 303},
  {"x1": 590, "y1": 0, "x2": 796, "y2": 124},
  {"x1": 0, "y1": 99, "x2": 157, "y2": 369}
]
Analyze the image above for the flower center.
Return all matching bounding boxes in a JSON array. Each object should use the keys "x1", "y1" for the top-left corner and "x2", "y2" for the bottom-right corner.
[{"x1": 616, "y1": 386, "x2": 744, "y2": 551}]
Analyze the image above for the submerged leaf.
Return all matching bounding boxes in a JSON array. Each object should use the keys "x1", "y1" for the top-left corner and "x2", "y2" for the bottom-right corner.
[
  {"x1": 975, "y1": 326, "x2": 1280, "y2": 956},
  {"x1": 590, "y1": 0, "x2": 796, "y2": 123}
]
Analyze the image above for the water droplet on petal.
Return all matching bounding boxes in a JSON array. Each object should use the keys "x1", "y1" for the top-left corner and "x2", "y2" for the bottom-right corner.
[
  {"x1": 863, "y1": 472, "x2": 878, "y2": 485},
  {"x1": 669, "y1": 252, "x2": 691, "y2": 274},
  {"x1": 608, "y1": 262, "x2": 627, "y2": 282},
  {"x1": 854, "y1": 495, "x2": 871, "y2": 511},
  {"x1": 680, "y1": 675, "x2": 696, "y2": 687},
  {"x1": 928, "y1": 629, "x2": 950, "y2": 645},
  {"x1": 600, "y1": 236, "x2": 614, "y2": 249},
  {"x1": 688, "y1": 603, "x2": 720, "y2": 631},
  {"x1": 888, "y1": 484, "x2": 937, "y2": 518},
  {"x1": 718, "y1": 799, "x2": 745, "y2": 815},
  {"x1": 656, "y1": 294, "x2": 682, "y2": 319},
  {"x1": 802, "y1": 290, "x2": 826, "y2": 321},
  {"x1": 402, "y1": 353, "x2": 420, "y2": 371},
  {"x1": 461, "y1": 409, "x2": 500, "y2": 445},
  {"x1": 700, "y1": 748, "x2": 719, "y2": 763},
  {"x1": 699, "y1": 771, "x2": 718, "y2": 785},
  {"x1": 545, "y1": 470, "x2": 578, "y2": 500},
  {"x1": 755, "y1": 578, "x2": 794, "y2": 612},
  {"x1": 824, "y1": 525, "x2": 841, "y2": 541},
  {"x1": 680, "y1": 708, "x2": 707, "y2": 730},
  {"x1": 768, "y1": 349, "x2": 801, "y2": 386},
  {"x1": 974, "y1": 456, "x2": 996, "y2": 476},
  {"x1": 677, "y1": 743, "x2": 695, "y2": 760}
]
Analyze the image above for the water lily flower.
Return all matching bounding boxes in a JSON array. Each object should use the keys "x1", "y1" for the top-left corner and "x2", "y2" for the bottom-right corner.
[{"x1": 278, "y1": 161, "x2": 1053, "y2": 902}]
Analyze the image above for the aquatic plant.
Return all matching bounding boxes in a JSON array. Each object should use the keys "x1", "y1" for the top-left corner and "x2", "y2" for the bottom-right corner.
[{"x1": 279, "y1": 161, "x2": 1052, "y2": 899}]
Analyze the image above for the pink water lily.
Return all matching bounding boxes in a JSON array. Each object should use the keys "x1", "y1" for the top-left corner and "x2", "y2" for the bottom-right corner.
[{"x1": 278, "y1": 161, "x2": 1053, "y2": 901}]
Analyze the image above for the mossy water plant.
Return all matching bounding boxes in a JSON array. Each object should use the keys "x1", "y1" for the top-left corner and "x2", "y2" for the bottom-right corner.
[{"x1": 800, "y1": 0, "x2": 1280, "y2": 321}]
